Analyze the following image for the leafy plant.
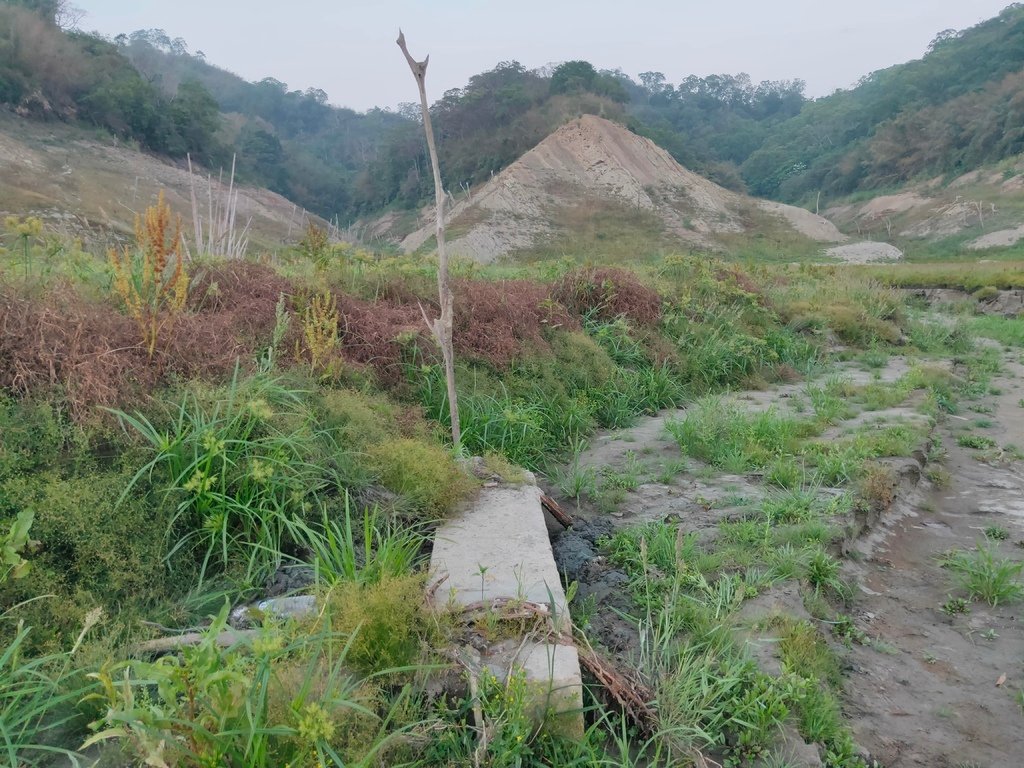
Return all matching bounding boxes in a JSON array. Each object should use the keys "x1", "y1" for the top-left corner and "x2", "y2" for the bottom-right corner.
[
  {"x1": 109, "y1": 191, "x2": 189, "y2": 358},
  {"x1": 114, "y1": 370, "x2": 333, "y2": 587}
]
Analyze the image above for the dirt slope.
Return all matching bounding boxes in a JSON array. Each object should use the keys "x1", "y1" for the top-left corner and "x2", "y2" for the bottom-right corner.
[
  {"x1": 0, "y1": 112, "x2": 322, "y2": 249},
  {"x1": 825, "y1": 157, "x2": 1024, "y2": 250},
  {"x1": 396, "y1": 115, "x2": 847, "y2": 262}
]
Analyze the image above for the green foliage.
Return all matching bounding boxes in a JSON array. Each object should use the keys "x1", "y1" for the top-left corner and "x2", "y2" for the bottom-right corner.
[
  {"x1": 0, "y1": 469, "x2": 182, "y2": 647},
  {"x1": 943, "y1": 543, "x2": 1024, "y2": 606},
  {"x1": 367, "y1": 437, "x2": 472, "y2": 519},
  {"x1": 295, "y1": 494, "x2": 424, "y2": 587},
  {"x1": 324, "y1": 573, "x2": 431, "y2": 673},
  {"x1": 667, "y1": 397, "x2": 810, "y2": 471},
  {"x1": 0, "y1": 610, "x2": 101, "y2": 767},
  {"x1": 114, "y1": 371, "x2": 338, "y2": 587},
  {"x1": 83, "y1": 603, "x2": 404, "y2": 767}
]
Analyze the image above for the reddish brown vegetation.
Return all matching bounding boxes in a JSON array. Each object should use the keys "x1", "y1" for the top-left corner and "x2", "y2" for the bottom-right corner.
[
  {"x1": 335, "y1": 294, "x2": 425, "y2": 386},
  {"x1": 0, "y1": 263, "x2": 296, "y2": 417},
  {"x1": 451, "y1": 279, "x2": 577, "y2": 367},
  {"x1": 552, "y1": 268, "x2": 662, "y2": 325},
  {"x1": 0, "y1": 286, "x2": 157, "y2": 417},
  {"x1": 0, "y1": 265, "x2": 668, "y2": 417}
]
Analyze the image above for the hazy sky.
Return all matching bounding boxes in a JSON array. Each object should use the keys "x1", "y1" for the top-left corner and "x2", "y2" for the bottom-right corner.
[{"x1": 77, "y1": 1, "x2": 1012, "y2": 111}]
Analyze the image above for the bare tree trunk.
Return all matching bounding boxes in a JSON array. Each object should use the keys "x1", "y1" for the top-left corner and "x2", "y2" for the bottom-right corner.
[{"x1": 397, "y1": 30, "x2": 461, "y2": 451}]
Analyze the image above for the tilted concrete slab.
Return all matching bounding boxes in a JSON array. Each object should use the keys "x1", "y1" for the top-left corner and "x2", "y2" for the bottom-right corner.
[
  {"x1": 430, "y1": 476, "x2": 570, "y2": 628},
  {"x1": 430, "y1": 473, "x2": 582, "y2": 736}
]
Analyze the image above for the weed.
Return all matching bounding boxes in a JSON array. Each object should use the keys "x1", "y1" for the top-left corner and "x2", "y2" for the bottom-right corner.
[
  {"x1": 957, "y1": 434, "x2": 997, "y2": 450},
  {"x1": 300, "y1": 289, "x2": 340, "y2": 374},
  {"x1": 667, "y1": 397, "x2": 807, "y2": 472},
  {"x1": 984, "y1": 525, "x2": 1010, "y2": 541},
  {"x1": 764, "y1": 456, "x2": 804, "y2": 489},
  {"x1": 114, "y1": 371, "x2": 334, "y2": 587},
  {"x1": 941, "y1": 596, "x2": 970, "y2": 615},
  {"x1": 109, "y1": 191, "x2": 189, "y2": 358},
  {"x1": 368, "y1": 437, "x2": 473, "y2": 519},
  {"x1": 858, "y1": 462, "x2": 898, "y2": 510},
  {"x1": 806, "y1": 550, "x2": 848, "y2": 600},
  {"x1": 944, "y1": 544, "x2": 1024, "y2": 606},
  {"x1": 295, "y1": 495, "x2": 424, "y2": 586}
]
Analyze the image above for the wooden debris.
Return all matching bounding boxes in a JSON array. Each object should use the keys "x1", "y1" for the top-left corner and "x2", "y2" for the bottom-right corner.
[
  {"x1": 135, "y1": 629, "x2": 259, "y2": 655},
  {"x1": 541, "y1": 494, "x2": 574, "y2": 528}
]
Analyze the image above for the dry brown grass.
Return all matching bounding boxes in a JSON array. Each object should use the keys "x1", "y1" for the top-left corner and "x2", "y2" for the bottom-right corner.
[{"x1": 552, "y1": 267, "x2": 662, "y2": 325}]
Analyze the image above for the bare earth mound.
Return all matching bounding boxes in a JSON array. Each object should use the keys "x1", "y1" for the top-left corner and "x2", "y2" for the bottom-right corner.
[
  {"x1": 0, "y1": 113, "x2": 322, "y2": 247},
  {"x1": 398, "y1": 115, "x2": 846, "y2": 262}
]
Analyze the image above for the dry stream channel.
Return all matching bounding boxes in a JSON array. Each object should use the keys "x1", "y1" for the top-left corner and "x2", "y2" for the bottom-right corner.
[{"x1": 543, "y1": 330, "x2": 1024, "y2": 767}]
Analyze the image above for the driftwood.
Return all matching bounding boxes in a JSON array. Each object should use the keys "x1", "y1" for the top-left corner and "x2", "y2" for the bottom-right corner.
[
  {"x1": 135, "y1": 629, "x2": 259, "y2": 655},
  {"x1": 575, "y1": 636, "x2": 657, "y2": 734},
  {"x1": 540, "y1": 494, "x2": 574, "y2": 528}
]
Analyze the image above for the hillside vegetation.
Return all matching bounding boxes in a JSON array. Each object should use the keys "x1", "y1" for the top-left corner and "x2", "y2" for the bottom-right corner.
[{"x1": 5, "y1": 2, "x2": 1024, "y2": 227}]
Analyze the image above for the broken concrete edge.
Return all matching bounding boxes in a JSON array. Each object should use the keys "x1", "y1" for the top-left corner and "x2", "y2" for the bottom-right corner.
[{"x1": 429, "y1": 470, "x2": 585, "y2": 737}]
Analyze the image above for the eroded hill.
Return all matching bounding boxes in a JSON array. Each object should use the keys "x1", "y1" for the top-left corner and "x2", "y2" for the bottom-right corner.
[{"x1": 389, "y1": 116, "x2": 847, "y2": 262}]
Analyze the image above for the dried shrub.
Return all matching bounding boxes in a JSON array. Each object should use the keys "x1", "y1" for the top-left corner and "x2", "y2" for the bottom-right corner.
[
  {"x1": 109, "y1": 192, "x2": 189, "y2": 358},
  {"x1": 0, "y1": 262, "x2": 297, "y2": 418},
  {"x1": 859, "y1": 462, "x2": 898, "y2": 511},
  {"x1": 552, "y1": 267, "x2": 662, "y2": 325},
  {"x1": 335, "y1": 294, "x2": 425, "y2": 387},
  {"x1": 0, "y1": 285, "x2": 158, "y2": 417},
  {"x1": 451, "y1": 279, "x2": 577, "y2": 367}
]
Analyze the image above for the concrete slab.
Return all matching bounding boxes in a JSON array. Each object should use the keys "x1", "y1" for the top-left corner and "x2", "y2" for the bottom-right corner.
[
  {"x1": 430, "y1": 473, "x2": 583, "y2": 736},
  {"x1": 430, "y1": 475, "x2": 570, "y2": 630}
]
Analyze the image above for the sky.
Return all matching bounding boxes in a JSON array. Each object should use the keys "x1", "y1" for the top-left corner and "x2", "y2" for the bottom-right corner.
[{"x1": 76, "y1": 1, "x2": 1013, "y2": 111}]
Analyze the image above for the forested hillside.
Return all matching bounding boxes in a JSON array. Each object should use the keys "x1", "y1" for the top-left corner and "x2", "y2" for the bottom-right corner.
[{"x1": 3, "y1": 0, "x2": 1024, "y2": 225}]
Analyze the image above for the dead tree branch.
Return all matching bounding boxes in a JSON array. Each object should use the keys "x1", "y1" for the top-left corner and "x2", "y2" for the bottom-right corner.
[{"x1": 397, "y1": 30, "x2": 461, "y2": 450}]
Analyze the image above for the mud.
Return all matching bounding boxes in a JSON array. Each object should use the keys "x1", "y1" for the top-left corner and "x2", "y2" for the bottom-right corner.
[
  {"x1": 544, "y1": 350, "x2": 1024, "y2": 765},
  {"x1": 842, "y1": 357, "x2": 1024, "y2": 767}
]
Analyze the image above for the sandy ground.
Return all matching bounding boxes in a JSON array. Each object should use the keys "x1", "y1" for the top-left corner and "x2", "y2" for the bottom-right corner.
[
  {"x1": 397, "y1": 116, "x2": 846, "y2": 261},
  {"x1": 0, "y1": 113, "x2": 322, "y2": 247},
  {"x1": 826, "y1": 242, "x2": 904, "y2": 263}
]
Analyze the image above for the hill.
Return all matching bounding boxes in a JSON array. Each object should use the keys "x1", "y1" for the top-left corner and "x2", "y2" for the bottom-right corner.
[
  {"x1": 390, "y1": 116, "x2": 847, "y2": 262},
  {"x1": 0, "y1": 110, "x2": 324, "y2": 247}
]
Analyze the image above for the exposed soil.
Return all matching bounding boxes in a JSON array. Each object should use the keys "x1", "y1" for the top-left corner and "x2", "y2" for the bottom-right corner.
[
  {"x1": 394, "y1": 115, "x2": 846, "y2": 262},
  {"x1": 0, "y1": 111, "x2": 323, "y2": 248},
  {"x1": 842, "y1": 356, "x2": 1024, "y2": 767},
  {"x1": 826, "y1": 242, "x2": 904, "y2": 264},
  {"x1": 545, "y1": 349, "x2": 1024, "y2": 766}
]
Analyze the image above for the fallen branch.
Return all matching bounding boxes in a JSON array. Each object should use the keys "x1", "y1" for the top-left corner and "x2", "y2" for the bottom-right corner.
[
  {"x1": 574, "y1": 633, "x2": 657, "y2": 734},
  {"x1": 541, "y1": 494, "x2": 574, "y2": 528},
  {"x1": 135, "y1": 629, "x2": 259, "y2": 655}
]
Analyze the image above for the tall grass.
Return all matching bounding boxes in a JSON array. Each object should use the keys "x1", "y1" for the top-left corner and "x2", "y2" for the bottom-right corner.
[
  {"x1": 0, "y1": 611, "x2": 101, "y2": 766},
  {"x1": 293, "y1": 494, "x2": 425, "y2": 587},
  {"x1": 113, "y1": 369, "x2": 336, "y2": 587},
  {"x1": 666, "y1": 397, "x2": 811, "y2": 471}
]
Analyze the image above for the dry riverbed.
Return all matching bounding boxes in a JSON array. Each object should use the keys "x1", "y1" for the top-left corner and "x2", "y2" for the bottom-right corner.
[{"x1": 544, "y1": 342, "x2": 1024, "y2": 766}]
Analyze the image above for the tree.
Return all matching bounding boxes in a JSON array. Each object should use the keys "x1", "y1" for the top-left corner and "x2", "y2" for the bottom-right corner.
[{"x1": 550, "y1": 60, "x2": 597, "y2": 94}]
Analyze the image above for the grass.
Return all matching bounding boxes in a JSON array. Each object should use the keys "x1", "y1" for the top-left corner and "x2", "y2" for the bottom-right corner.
[
  {"x1": 943, "y1": 543, "x2": 1024, "y2": 606},
  {"x1": 968, "y1": 315, "x2": 1024, "y2": 347},
  {"x1": 666, "y1": 397, "x2": 812, "y2": 472}
]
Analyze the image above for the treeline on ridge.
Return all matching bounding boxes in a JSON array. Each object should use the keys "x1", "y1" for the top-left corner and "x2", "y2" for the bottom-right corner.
[{"x1": 3, "y1": 0, "x2": 1024, "y2": 222}]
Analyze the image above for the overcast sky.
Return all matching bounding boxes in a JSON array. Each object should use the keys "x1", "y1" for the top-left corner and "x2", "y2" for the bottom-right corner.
[{"x1": 77, "y1": 1, "x2": 1012, "y2": 111}]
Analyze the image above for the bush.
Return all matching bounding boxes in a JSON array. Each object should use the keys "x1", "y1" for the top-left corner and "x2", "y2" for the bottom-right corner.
[
  {"x1": 324, "y1": 573, "x2": 432, "y2": 673},
  {"x1": 368, "y1": 438, "x2": 472, "y2": 519},
  {"x1": 0, "y1": 470, "x2": 182, "y2": 648}
]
